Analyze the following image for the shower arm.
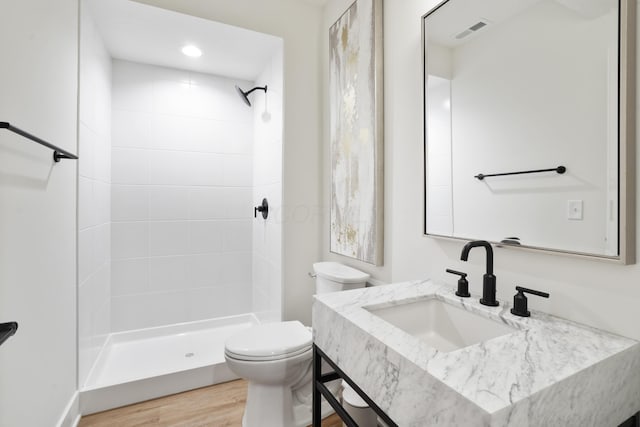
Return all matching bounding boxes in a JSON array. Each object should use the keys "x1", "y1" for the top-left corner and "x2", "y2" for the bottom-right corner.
[{"x1": 244, "y1": 85, "x2": 268, "y2": 96}]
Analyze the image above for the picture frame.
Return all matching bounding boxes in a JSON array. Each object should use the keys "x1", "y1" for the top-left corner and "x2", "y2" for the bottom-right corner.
[{"x1": 329, "y1": 0, "x2": 384, "y2": 265}]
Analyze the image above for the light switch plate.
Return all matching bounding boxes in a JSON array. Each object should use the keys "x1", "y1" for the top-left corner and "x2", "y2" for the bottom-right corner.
[{"x1": 567, "y1": 200, "x2": 583, "y2": 220}]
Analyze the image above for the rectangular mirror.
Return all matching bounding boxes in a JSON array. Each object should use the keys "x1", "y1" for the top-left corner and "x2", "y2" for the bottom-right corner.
[{"x1": 422, "y1": 0, "x2": 635, "y2": 263}]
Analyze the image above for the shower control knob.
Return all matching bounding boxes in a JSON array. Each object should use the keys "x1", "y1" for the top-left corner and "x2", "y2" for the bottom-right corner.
[{"x1": 254, "y1": 198, "x2": 269, "y2": 219}]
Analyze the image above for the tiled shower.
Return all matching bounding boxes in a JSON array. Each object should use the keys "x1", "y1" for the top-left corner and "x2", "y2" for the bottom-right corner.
[
  {"x1": 77, "y1": 0, "x2": 283, "y2": 399},
  {"x1": 110, "y1": 60, "x2": 255, "y2": 332}
]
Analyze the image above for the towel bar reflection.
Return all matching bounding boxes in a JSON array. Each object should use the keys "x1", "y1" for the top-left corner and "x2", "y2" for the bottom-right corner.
[
  {"x1": 0, "y1": 122, "x2": 78, "y2": 162},
  {"x1": 475, "y1": 166, "x2": 566, "y2": 180}
]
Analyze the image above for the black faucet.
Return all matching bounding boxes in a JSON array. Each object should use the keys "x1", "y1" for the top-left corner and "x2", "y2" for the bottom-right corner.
[{"x1": 460, "y1": 240, "x2": 499, "y2": 307}]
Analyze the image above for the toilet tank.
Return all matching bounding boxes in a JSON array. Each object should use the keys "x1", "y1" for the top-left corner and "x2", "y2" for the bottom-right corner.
[{"x1": 312, "y1": 262, "x2": 370, "y2": 294}]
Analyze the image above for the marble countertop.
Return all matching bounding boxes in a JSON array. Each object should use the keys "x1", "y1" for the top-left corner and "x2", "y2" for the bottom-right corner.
[{"x1": 313, "y1": 280, "x2": 640, "y2": 426}]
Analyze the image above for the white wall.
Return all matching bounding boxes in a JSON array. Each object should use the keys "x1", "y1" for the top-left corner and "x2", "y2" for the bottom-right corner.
[
  {"x1": 252, "y1": 46, "x2": 284, "y2": 323},
  {"x1": 385, "y1": 0, "x2": 640, "y2": 341},
  {"x1": 135, "y1": 0, "x2": 324, "y2": 326},
  {"x1": 78, "y1": 2, "x2": 112, "y2": 388},
  {"x1": 110, "y1": 60, "x2": 254, "y2": 331},
  {"x1": 0, "y1": 0, "x2": 79, "y2": 426}
]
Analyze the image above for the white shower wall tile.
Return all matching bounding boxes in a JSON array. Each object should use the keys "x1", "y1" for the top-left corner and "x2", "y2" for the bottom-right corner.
[
  {"x1": 251, "y1": 45, "x2": 283, "y2": 323},
  {"x1": 94, "y1": 224, "x2": 111, "y2": 272},
  {"x1": 111, "y1": 61, "x2": 154, "y2": 113},
  {"x1": 222, "y1": 220, "x2": 253, "y2": 252},
  {"x1": 94, "y1": 264, "x2": 111, "y2": 308},
  {"x1": 223, "y1": 155, "x2": 253, "y2": 187},
  {"x1": 147, "y1": 150, "x2": 190, "y2": 186},
  {"x1": 111, "y1": 291, "x2": 188, "y2": 332},
  {"x1": 221, "y1": 252, "x2": 252, "y2": 286},
  {"x1": 225, "y1": 188, "x2": 253, "y2": 219},
  {"x1": 112, "y1": 110, "x2": 151, "y2": 149},
  {"x1": 186, "y1": 153, "x2": 225, "y2": 186},
  {"x1": 111, "y1": 222, "x2": 149, "y2": 260},
  {"x1": 148, "y1": 256, "x2": 188, "y2": 293},
  {"x1": 148, "y1": 221, "x2": 189, "y2": 257},
  {"x1": 186, "y1": 284, "x2": 252, "y2": 322},
  {"x1": 148, "y1": 187, "x2": 189, "y2": 221},
  {"x1": 252, "y1": 224, "x2": 267, "y2": 256},
  {"x1": 150, "y1": 115, "x2": 219, "y2": 152},
  {"x1": 187, "y1": 187, "x2": 252, "y2": 220},
  {"x1": 92, "y1": 298, "x2": 111, "y2": 349},
  {"x1": 112, "y1": 148, "x2": 148, "y2": 185},
  {"x1": 187, "y1": 221, "x2": 224, "y2": 254},
  {"x1": 95, "y1": 181, "x2": 111, "y2": 225},
  {"x1": 211, "y1": 121, "x2": 252, "y2": 155},
  {"x1": 79, "y1": 228, "x2": 94, "y2": 285},
  {"x1": 79, "y1": 177, "x2": 93, "y2": 231},
  {"x1": 79, "y1": 123, "x2": 95, "y2": 178},
  {"x1": 94, "y1": 134, "x2": 112, "y2": 183},
  {"x1": 111, "y1": 185, "x2": 148, "y2": 222},
  {"x1": 78, "y1": 6, "x2": 112, "y2": 388},
  {"x1": 187, "y1": 187, "x2": 227, "y2": 220},
  {"x1": 111, "y1": 59, "x2": 256, "y2": 331},
  {"x1": 152, "y1": 79, "x2": 195, "y2": 117},
  {"x1": 153, "y1": 64, "x2": 191, "y2": 85},
  {"x1": 111, "y1": 258, "x2": 149, "y2": 297},
  {"x1": 252, "y1": 255, "x2": 269, "y2": 305},
  {"x1": 186, "y1": 254, "x2": 224, "y2": 288}
]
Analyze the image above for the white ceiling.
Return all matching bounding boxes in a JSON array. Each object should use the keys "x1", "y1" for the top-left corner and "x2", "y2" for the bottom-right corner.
[
  {"x1": 86, "y1": 0, "x2": 283, "y2": 81},
  {"x1": 426, "y1": 0, "x2": 616, "y2": 48}
]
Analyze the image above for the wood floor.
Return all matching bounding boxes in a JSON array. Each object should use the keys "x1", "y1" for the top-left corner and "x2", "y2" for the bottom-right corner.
[{"x1": 79, "y1": 379, "x2": 343, "y2": 427}]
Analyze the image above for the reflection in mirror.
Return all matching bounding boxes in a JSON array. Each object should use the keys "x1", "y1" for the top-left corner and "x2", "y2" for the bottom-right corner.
[{"x1": 423, "y1": 0, "x2": 635, "y2": 261}]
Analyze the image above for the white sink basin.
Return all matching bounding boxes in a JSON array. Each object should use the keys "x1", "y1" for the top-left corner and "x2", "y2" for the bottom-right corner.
[{"x1": 365, "y1": 298, "x2": 516, "y2": 352}]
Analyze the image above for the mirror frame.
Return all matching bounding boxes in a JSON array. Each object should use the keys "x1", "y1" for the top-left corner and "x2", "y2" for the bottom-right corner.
[{"x1": 422, "y1": 0, "x2": 636, "y2": 264}]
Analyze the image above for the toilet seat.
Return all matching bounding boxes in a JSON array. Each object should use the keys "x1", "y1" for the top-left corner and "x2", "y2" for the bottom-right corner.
[
  {"x1": 225, "y1": 345, "x2": 312, "y2": 362},
  {"x1": 225, "y1": 321, "x2": 312, "y2": 362}
]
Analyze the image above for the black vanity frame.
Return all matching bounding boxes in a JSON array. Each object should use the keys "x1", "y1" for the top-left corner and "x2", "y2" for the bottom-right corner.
[
  {"x1": 312, "y1": 344, "x2": 398, "y2": 427},
  {"x1": 621, "y1": 412, "x2": 640, "y2": 427}
]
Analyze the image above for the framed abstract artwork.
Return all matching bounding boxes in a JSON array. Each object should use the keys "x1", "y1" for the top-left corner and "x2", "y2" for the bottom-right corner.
[{"x1": 329, "y1": 0, "x2": 384, "y2": 265}]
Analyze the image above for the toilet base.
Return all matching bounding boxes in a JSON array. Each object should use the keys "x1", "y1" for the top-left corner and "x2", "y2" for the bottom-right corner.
[
  {"x1": 242, "y1": 382, "x2": 294, "y2": 427},
  {"x1": 241, "y1": 379, "x2": 337, "y2": 427}
]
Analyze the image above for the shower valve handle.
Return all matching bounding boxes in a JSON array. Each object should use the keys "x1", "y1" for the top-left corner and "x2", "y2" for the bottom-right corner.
[{"x1": 254, "y1": 198, "x2": 269, "y2": 219}]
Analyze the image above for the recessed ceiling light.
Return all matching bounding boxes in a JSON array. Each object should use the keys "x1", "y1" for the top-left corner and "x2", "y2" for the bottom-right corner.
[{"x1": 182, "y1": 45, "x2": 202, "y2": 58}]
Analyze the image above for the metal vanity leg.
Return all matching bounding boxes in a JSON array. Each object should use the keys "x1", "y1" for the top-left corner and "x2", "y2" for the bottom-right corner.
[{"x1": 312, "y1": 344, "x2": 322, "y2": 426}]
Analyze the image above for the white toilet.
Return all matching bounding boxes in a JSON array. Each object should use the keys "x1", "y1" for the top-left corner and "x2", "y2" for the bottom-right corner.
[{"x1": 224, "y1": 262, "x2": 369, "y2": 427}]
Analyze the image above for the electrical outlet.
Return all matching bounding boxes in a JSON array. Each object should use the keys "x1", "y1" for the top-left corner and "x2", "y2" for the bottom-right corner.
[{"x1": 567, "y1": 200, "x2": 583, "y2": 220}]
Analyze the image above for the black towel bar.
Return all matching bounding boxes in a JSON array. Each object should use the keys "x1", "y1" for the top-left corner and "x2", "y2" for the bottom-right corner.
[
  {"x1": 0, "y1": 121, "x2": 78, "y2": 162},
  {"x1": 475, "y1": 166, "x2": 566, "y2": 180}
]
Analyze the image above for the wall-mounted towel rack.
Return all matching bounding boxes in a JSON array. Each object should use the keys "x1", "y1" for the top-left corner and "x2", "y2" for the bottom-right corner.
[
  {"x1": 0, "y1": 121, "x2": 78, "y2": 162},
  {"x1": 475, "y1": 165, "x2": 566, "y2": 181},
  {"x1": 0, "y1": 322, "x2": 18, "y2": 347}
]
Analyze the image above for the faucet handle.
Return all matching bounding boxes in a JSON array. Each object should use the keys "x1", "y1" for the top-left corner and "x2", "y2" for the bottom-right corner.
[
  {"x1": 446, "y1": 269, "x2": 470, "y2": 298},
  {"x1": 510, "y1": 286, "x2": 550, "y2": 317}
]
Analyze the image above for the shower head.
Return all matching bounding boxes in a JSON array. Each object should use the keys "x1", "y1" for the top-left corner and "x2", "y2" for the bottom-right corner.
[{"x1": 235, "y1": 84, "x2": 268, "y2": 107}]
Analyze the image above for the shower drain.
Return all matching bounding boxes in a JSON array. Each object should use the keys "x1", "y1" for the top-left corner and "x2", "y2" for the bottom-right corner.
[{"x1": 185, "y1": 352, "x2": 195, "y2": 358}]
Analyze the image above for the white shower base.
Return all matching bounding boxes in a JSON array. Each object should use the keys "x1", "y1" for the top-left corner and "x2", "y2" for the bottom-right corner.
[{"x1": 80, "y1": 313, "x2": 259, "y2": 415}]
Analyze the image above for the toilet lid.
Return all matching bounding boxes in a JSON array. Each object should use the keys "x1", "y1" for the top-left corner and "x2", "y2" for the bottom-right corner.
[
  {"x1": 225, "y1": 321, "x2": 312, "y2": 360},
  {"x1": 313, "y1": 262, "x2": 370, "y2": 284}
]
